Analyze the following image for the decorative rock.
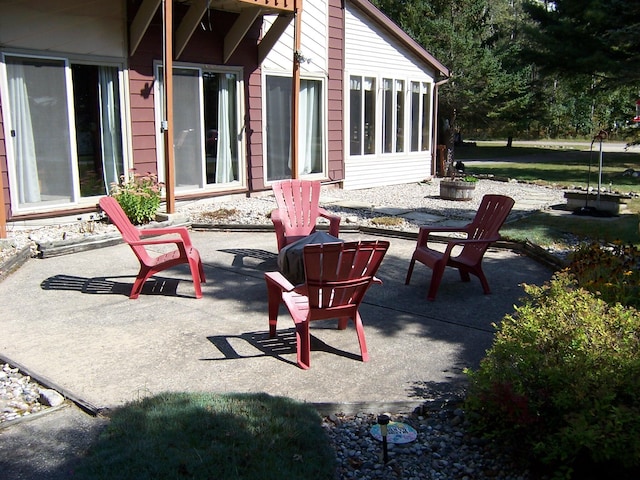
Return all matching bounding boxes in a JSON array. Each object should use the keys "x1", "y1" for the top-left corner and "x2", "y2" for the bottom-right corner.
[{"x1": 39, "y1": 388, "x2": 65, "y2": 407}]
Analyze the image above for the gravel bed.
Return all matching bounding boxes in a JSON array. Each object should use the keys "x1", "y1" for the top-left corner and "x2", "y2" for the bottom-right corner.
[
  {"x1": 324, "y1": 408, "x2": 537, "y2": 480},
  {"x1": 1, "y1": 179, "x2": 567, "y2": 263}
]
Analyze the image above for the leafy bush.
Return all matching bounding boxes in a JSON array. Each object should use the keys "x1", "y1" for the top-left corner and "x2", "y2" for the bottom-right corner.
[
  {"x1": 566, "y1": 241, "x2": 640, "y2": 309},
  {"x1": 465, "y1": 273, "x2": 640, "y2": 478},
  {"x1": 110, "y1": 171, "x2": 163, "y2": 224}
]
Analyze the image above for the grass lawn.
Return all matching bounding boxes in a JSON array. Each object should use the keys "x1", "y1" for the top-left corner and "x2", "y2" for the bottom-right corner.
[
  {"x1": 456, "y1": 142, "x2": 640, "y2": 247},
  {"x1": 71, "y1": 392, "x2": 336, "y2": 480}
]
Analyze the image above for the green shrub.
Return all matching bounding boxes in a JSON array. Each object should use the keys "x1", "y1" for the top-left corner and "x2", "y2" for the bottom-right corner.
[
  {"x1": 566, "y1": 241, "x2": 640, "y2": 309},
  {"x1": 110, "y1": 171, "x2": 163, "y2": 225},
  {"x1": 465, "y1": 273, "x2": 640, "y2": 477}
]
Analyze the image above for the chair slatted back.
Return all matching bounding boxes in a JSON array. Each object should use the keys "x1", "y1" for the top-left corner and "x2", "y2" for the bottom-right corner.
[
  {"x1": 272, "y1": 179, "x2": 322, "y2": 238},
  {"x1": 99, "y1": 197, "x2": 149, "y2": 262},
  {"x1": 460, "y1": 194, "x2": 515, "y2": 261},
  {"x1": 302, "y1": 241, "x2": 389, "y2": 319}
]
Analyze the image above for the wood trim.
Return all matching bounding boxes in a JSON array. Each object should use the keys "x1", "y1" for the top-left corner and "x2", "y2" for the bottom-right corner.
[
  {"x1": 224, "y1": 8, "x2": 262, "y2": 63},
  {"x1": 258, "y1": 12, "x2": 294, "y2": 64},
  {"x1": 130, "y1": 0, "x2": 162, "y2": 56},
  {"x1": 175, "y1": 0, "x2": 210, "y2": 59}
]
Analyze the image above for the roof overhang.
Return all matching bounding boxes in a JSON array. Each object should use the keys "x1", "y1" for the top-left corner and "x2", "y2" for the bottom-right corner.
[{"x1": 129, "y1": 0, "x2": 296, "y2": 62}]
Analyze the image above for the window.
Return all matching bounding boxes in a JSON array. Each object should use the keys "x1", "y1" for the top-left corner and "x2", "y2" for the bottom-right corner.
[
  {"x1": 395, "y1": 80, "x2": 405, "y2": 153},
  {"x1": 349, "y1": 76, "x2": 375, "y2": 156},
  {"x1": 382, "y1": 78, "x2": 393, "y2": 153},
  {"x1": 382, "y1": 78, "x2": 406, "y2": 154},
  {"x1": 421, "y1": 82, "x2": 432, "y2": 152},
  {"x1": 158, "y1": 66, "x2": 242, "y2": 190},
  {"x1": 411, "y1": 81, "x2": 432, "y2": 152},
  {"x1": 265, "y1": 75, "x2": 323, "y2": 182},
  {"x1": 2, "y1": 54, "x2": 124, "y2": 210}
]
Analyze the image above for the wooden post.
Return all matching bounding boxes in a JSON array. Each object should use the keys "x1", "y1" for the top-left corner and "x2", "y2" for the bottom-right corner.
[
  {"x1": 290, "y1": 0, "x2": 302, "y2": 179},
  {"x1": 163, "y1": 0, "x2": 176, "y2": 213},
  {"x1": 0, "y1": 167, "x2": 6, "y2": 238}
]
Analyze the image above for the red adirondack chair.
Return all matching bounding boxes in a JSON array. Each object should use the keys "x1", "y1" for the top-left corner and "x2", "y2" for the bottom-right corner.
[
  {"x1": 99, "y1": 196, "x2": 205, "y2": 299},
  {"x1": 264, "y1": 240, "x2": 389, "y2": 369},
  {"x1": 271, "y1": 179, "x2": 341, "y2": 251},
  {"x1": 405, "y1": 194, "x2": 515, "y2": 301}
]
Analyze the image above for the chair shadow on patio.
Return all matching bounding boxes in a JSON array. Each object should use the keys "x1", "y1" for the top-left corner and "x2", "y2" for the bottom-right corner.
[
  {"x1": 205, "y1": 328, "x2": 361, "y2": 367},
  {"x1": 218, "y1": 248, "x2": 278, "y2": 271},
  {"x1": 40, "y1": 273, "x2": 185, "y2": 297}
]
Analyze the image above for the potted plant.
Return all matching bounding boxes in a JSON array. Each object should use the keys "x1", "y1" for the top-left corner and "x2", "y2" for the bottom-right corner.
[{"x1": 439, "y1": 175, "x2": 478, "y2": 201}]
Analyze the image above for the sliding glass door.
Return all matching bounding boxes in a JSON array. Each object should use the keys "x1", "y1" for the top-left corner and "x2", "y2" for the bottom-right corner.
[{"x1": 3, "y1": 54, "x2": 124, "y2": 210}]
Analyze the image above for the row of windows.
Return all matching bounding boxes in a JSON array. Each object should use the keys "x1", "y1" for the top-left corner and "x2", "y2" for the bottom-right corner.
[
  {"x1": 1, "y1": 52, "x2": 434, "y2": 214},
  {"x1": 350, "y1": 75, "x2": 431, "y2": 157}
]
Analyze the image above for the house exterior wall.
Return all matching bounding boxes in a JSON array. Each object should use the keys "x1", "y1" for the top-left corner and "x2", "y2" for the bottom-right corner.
[
  {"x1": 0, "y1": 0, "x2": 126, "y2": 58},
  {"x1": 343, "y1": 3, "x2": 438, "y2": 190},
  {"x1": 0, "y1": 0, "x2": 446, "y2": 224}
]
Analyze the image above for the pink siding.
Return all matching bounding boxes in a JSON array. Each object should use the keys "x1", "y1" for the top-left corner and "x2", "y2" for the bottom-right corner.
[
  {"x1": 127, "y1": 6, "x2": 263, "y2": 192},
  {"x1": 0, "y1": 101, "x2": 8, "y2": 220},
  {"x1": 327, "y1": 0, "x2": 344, "y2": 182}
]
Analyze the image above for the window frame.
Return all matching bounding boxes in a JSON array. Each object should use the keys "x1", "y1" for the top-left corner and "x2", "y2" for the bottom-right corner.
[
  {"x1": 154, "y1": 61, "x2": 246, "y2": 193},
  {"x1": 0, "y1": 50, "x2": 128, "y2": 214},
  {"x1": 262, "y1": 71, "x2": 327, "y2": 184}
]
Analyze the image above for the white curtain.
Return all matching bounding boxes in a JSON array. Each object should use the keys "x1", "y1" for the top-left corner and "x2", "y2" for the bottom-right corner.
[
  {"x1": 215, "y1": 74, "x2": 234, "y2": 183},
  {"x1": 266, "y1": 76, "x2": 291, "y2": 181},
  {"x1": 6, "y1": 61, "x2": 41, "y2": 203},
  {"x1": 298, "y1": 80, "x2": 320, "y2": 175},
  {"x1": 98, "y1": 67, "x2": 122, "y2": 193}
]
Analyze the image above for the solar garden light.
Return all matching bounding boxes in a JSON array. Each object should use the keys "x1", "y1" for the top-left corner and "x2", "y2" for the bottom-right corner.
[{"x1": 378, "y1": 414, "x2": 390, "y2": 464}]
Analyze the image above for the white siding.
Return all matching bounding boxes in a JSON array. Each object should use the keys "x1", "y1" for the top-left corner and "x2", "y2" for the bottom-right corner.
[
  {"x1": 0, "y1": 0, "x2": 125, "y2": 58},
  {"x1": 343, "y1": 3, "x2": 436, "y2": 190},
  {"x1": 262, "y1": 0, "x2": 328, "y2": 76}
]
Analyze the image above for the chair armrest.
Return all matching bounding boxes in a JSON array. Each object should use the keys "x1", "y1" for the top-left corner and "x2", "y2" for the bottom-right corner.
[
  {"x1": 265, "y1": 271, "x2": 296, "y2": 293},
  {"x1": 372, "y1": 276, "x2": 383, "y2": 285},
  {"x1": 270, "y1": 209, "x2": 287, "y2": 250},
  {"x1": 136, "y1": 227, "x2": 195, "y2": 248},
  {"x1": 441, "y1": 236, "x2": 500, "y2": 256},
  {"x1": 416, "y1": 225, "x2": 469, "y2": 247},
  {"x1": 318, "y1": 207, "x2": 341, "y2": 237}
]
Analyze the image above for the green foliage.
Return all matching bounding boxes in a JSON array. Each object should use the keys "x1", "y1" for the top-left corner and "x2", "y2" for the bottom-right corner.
[
  {"x1": 566, "y1": 242, "x2": 640, "y2": 309},
  {"x1": 465, "y1": 274, "x2": 640, "y2": 476},
  {"x1": 73, "y1": 392, "x2": 336, "y2": 480},
  {"x1": 110, "y1": 171, "x2": 163, "y2": 225}
]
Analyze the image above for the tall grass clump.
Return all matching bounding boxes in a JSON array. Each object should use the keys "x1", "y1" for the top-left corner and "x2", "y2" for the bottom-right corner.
[
  {"x1": 464, "y1": 267, "x2": 640, "y2": 479},
  {"x1": 72, "y1": 392, "x2": 336, "y2": 480}
]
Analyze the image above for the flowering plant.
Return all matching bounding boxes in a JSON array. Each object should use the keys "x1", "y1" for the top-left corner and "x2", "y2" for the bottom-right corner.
[{"x1": 109, "y1": 171, "x2": 164, "y2": 225}]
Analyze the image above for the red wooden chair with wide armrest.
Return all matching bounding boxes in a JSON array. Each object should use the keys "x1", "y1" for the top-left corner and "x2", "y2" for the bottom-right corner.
[
  {"x1": 270, "y1": 179, "x2": 341, "y2": 251},
  {"x1": 264, "y1": 240, "x2": 389, "y2": 369},
  {"x1": 99, "y1": 196, "x2": 205, "y2": 299},
  {"x1": 405, "y1": 194, "x2": 514, "y2": 301}
]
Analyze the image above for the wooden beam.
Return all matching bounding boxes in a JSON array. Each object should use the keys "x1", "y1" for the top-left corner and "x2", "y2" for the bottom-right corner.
[
  {"x1": 129, "y1": 0, "x2": 161, "y2": 56},
  {"x1": 290, "y1": 0, "x2": 302, "y2": 179},
  {"x1": 258, "y1": 12, "x2": 293, "y2": 64},
  {"x1": 175, "y1": 0, "x2": 210, "y2": 59},
  {"x1": 0, "y1": 167, "x2": 6, "y2": 238},
  {"x1": 224, "y1": 7, "x2": 261, "y2": 64},
  {"x1": 233, "y1": 0, "x2": 294, "y2": 11},
  {"x1": 163, "y1": 0, "x2": 176, "y2": 213}
]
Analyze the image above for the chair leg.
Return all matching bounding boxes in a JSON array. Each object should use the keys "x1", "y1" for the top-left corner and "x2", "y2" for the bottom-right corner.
[
  {"x1": 337, "y1": 317, "x2": 349, "y2": 330},
  {"x1": 475, "y1": 267, "x2": 492, "y2": 294},
  {"x1": 353, "y1": 312, "x2": 369, "y2": 362},
  {"x1": 405, "y1": 257, "x2": 416, "y2": 285},
  {"x1": 265, "y1": 282, "x2": 281, "y2": 338},
  {"x1": 296, "y1": 320, "x2": 311, "y2": 370},
  {"x1": 458, "y1": 268, "x2": 471, "y2": 283},
  {"x1": 187, "y1": 257, "x2": 203, "y2": 299},
  {"x1": 130, "y1": 267, "x2": 151, "y2": 299},
  {"x1": 427, "y1": 263, "x2": 446, "y2": 301}
]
